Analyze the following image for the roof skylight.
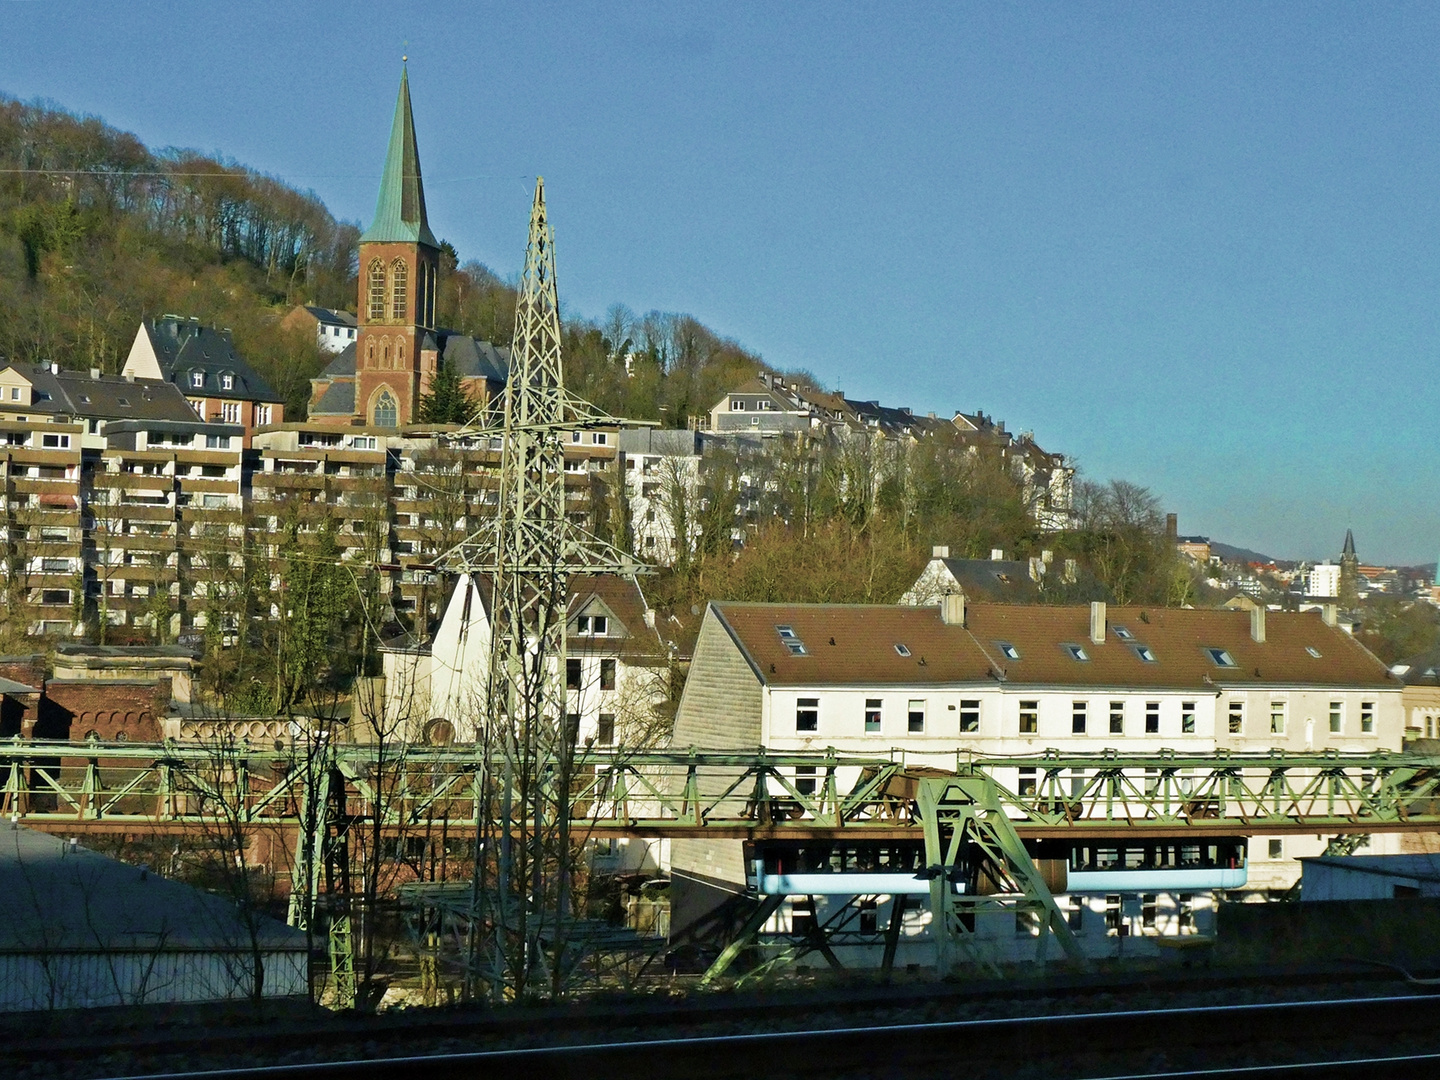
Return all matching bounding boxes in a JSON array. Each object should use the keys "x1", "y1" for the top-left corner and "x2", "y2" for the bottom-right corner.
[
  {"x1": 1113, "y1": 626, "x2": 1134, "y2": 641},
  {"x1": 1133, "y1": 645, "x2": 1157, "y2": 663},
  {"x1": 1306, "y1": 647, "x2": 1322, "y2": 659},
  {"x1": 997, "y1": 642, "x2": 1020, "y2": 660},
  {"x1": 1064, "y1": 644, "x2": 1091, "y2": 662},
  {"x1": 775, "y1": 625, "x2": 807, "y2": 656},
  {"x1": 1206, "y1": 648, "x2": 1237, "y2": 667},
  {"x1": 893, "y1": 643, "x2": 911, "y2": 657}
]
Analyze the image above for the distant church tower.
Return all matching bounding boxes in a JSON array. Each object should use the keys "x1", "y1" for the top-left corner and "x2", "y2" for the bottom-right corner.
[
  {"x1": 1339, "y1": 528, "x2": 1360, "y2": 601},
  {"x1": 354, "y1": 67, "x2": 439, "y2": 427}
]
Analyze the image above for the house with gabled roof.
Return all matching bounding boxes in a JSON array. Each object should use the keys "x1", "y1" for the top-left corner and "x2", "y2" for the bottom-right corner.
[{"x1": 122, "y1": 316, "x2": 285, "y2": 445}]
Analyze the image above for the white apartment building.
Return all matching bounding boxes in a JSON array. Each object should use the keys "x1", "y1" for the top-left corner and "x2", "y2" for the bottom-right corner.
[
  {"x1": 668, "y1": 597, "x2": 1403, "y2": 968},
  {"x1": 1308, "y1": 560, "x2": 1342, "y2": 598}
]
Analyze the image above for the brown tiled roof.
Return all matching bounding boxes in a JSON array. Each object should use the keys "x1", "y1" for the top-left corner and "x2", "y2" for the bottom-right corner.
[{"x1": 711, "y1": 602, "x2": 1397, "y2": 691}]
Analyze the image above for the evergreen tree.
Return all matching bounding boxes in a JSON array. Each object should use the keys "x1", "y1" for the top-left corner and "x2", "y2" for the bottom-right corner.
[{"x1": 416, "y1": 363, "x2": 478, "y2": 425}]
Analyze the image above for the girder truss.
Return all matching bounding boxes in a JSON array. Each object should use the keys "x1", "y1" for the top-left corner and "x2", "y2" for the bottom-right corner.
[{"x1": 4, "y1": 741, "x2": 1439, "y2": 838}]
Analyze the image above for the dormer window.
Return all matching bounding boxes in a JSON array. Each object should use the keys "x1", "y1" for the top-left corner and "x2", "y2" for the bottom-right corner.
[
  {"x1": 220, "y1": 373, "x2": 234, "y2": 391},
  {"x1": 190, "y1": 371, "x2": 204, "y2": 389}
]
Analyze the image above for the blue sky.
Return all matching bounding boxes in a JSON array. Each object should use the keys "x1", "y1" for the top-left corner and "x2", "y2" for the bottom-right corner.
[{"x1": 4, "y1": 2, "x2": 1438, "y2": 563}]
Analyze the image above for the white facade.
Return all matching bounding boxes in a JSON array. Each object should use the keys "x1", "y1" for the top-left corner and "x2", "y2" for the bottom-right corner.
[{"x1": 1308, "y1": 561, "x2": 1342, "y2": 598}]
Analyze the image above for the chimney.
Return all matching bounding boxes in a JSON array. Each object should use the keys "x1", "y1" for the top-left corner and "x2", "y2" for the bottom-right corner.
[
  {"x1": 89, "y1": 368, "x2": 100, "y2": 380},
  {"x1": 49, "y1": 362, "x2": 59, "y2": 375},
  {"x1": 1166, "y1": 513, "x2": 1178, "y2": 540},
  {"x1": 932, "y1": 545, "x2": 949, "y2": 559},
  {"x1": 940, "y1": 593, "x2": 966, "y2": 627},
  {"x1": 123, "y1": 371, "x2": 135, "y2": 382},
  {"x1": 990, "y1": 548, "x2": 1004, "y2": 561},
  {"x1": 1090, "y1": 601, "x2": 1106, "y2": 645},
  {"x1": 1322, "y1": 604, "x2": 1338, "y2": 627},
  {"x1": 1250, "y1": 605, "x2": 1266, "y2": 643}
]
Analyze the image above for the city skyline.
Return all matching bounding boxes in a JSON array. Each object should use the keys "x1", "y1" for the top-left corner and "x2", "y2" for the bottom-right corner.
[{"x1": 4, "y1": 3, "x2": 1438, "y2": 562}]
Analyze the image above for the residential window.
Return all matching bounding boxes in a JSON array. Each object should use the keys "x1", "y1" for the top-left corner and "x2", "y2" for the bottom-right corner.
[
  {"x1": 908, "y1": 699, "x2": 925, "y2": 733},
  {"x1": 599, "y1": 658, "x2": 616, "y2": 691},
  {"x1": 1019, "y1": 700, "x2": 1038, "y2": 734},
  {"x1": 592, "y1": 615, "x2": 608, "y2": 635},
  {"x1": 1270, "y1": 701, "x2": 1286, "y2": 735},
  {"x1": 205, "y1": 435, "x2": 231, "y2": 449},
  {"x1": 1109, "y1": 701, "x2": 1124, "y2": 735},
  {"x1": 596, "y1": 713, "x2": 615, "y2": 746},
  {"x1": 1361, "y1": 701, "x2": 1374, "y2": 734},
  {"x1": 1181, "y1": 702, "x2": 1195, "y2": 734},
  {"x1": 1145, "y1": 701, "x2": 1160, "y2": 734},
  {"x1": 351, "y1": 435, "x2": 376, "y2": 450},
  {"x1": 795, "y1": 766, "x2": 817, "y2": 796},
  {"x1": 864, "y1": 698, "x2": 882, "y2": 734},
  {"x1": 1070, "y1": 768, "x2": 1086, "y2": 797},
  {"x1": 220, "y1": 373, "x2": 234, "y2": 391},
  {"x1": 8, "y1": 387, "x2": 18, "y2": 400},
  {"x1": 1072, "y1": 700, "x2": 1087, "y2": 734},
  {"x1": 40, "y1": 433, "x2": 69, "y2": 449},
  {"x1": 190, "y1": 371, "x2": 205, "y2": 389},
  {"x1": 959, "y1": 699, "x2": 980, "y2": 734},
  {"x1": 221, "y1": 401, "x2": 241, "y2": 423},
  {"x1": 1017, "y1": 767, "x2": 1037, "y2": 797},
  {"x1": 566, "y1": 713, "x2": 580, "y2": 747},
  {"x1": 566, "y1": 657, "x2": 582, "y2": 690},
  {"x1": 40, "y1": 589, "x2": 71, "y2": 605},
  {"x1": 1178, "y1": 894, "x2": 1196, "y2": 932},
  {"x1": 796, "y1": 697, "x2": 819, "y2": 732},
  {"x1": 1141, "y1": 893, "x2": 1158, "y2": 929},
  {"x1": 592, "y1": 432, "x2": 608, "y2": 446},
  {"x1": 255, "y1": 404, "x2": 273, "y2": 426},
  {"x1": 730, "y1": 398, "x2": 745, "y2": 410},
  {"x1": 1105, "y1": 894, "x2": 1122, "y2": 933},
  {"x1": 1268, "y1": 839, "x2": 1283, "y2": 859},
  {"x1": 1329, "y1": 701, "x2": 1343, "y2": 734},
  {"x1": 1228, "y1": 700, "x2": 1244, "y2": 735},
  {"x1": 1068, "y1": 896, "x2": 1085, "y2": 932}
]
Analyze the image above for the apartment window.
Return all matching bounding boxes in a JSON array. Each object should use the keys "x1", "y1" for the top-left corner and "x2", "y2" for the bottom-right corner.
[
  {"x1": 190, "y1": 371, "x2": 205, "y2": 388},
  {"x1": 1145, "y1": 701, "x2": 1160, "y2": 734},
  {"x1": 255, "y1": 405, "x2": 273, "y2": 426},
  {"x1": 40, "y1": 589, "x2": 71, "y2": 605},
  {"x1": 730, "y1": 398, "x2": 745, "y2": 410},
  {"x1": 592, "y1": 432, "x2": 608, "y2": 446},
  {"x1": 1268, "y1": 839, "x2": 1283, "y2": 859},
  {"x1": 864, "y1": 698, "x2": 882, "y2": 734},
  {"x1": 566, "y1": 658, "x2": 582, "y2": 690},
  {"x1": 795, "y1": 766, "x2": 817, "y2": 796},
  {"x1": 1178, "y1": 894, "x2": 1196, "y2": 932},
  {"x1": 1017, "y1": 767, "x2": 1037, "y2": 797},
  {"x1": 1064, "y1": 643, "x2": 1090, "y2": 662},
  {"x1": 1072, "y1": 700, "x2": 1087, "y2": 734},
  {"x1": 997, "y1": 642, "x2": 1020, "y2": 660},
  {"x1": 1109, "y1": 701, "x2": 1124, "y2": 735},
  {"x1": 220, "y1": 373, "x2": 234, "y2": 390},
  {"x1": 596, "y1": 713, "x2": 615, "y2": 746},
  {"x1": 1105, "y1": 894, "x2": 1122, "y2": 933},
  {"x1": 599, "y1": 658, "x2": 616, "y2": 691},
  {"x1": 908, "y1": 699, "x2": 925, "y2": 733},
  {"x1": 1228, "y1": 700, "x2": 1244, "y2": 735},
  {"x1": 40, "y1": 433, "x2": 69, "y2": 449},
  {"x1": 41, "y1": 557, "x2": 69, "y2": 572},
  {"x1": 1068, "y1": 896, "x2": 1085, "y2": 932},
  {"x1": 204, "y1": 433, "x2": 230, "y2": 448},
  {"x1": 1070, "y1": 768, "x2": 1087, "y2": 797},
  {"x1": 1361, "y1": 701, "x2": 1374, "y2": 734},
  {"x1": 1206, "y1": 648, "x2": 1237, "y2": 667},
  {"x1": 1329, "y1": 701, "x2": 1343, "y2": 734},
  {"x1": 1019, "y1": 700, "x2": 1038, "y2": 734},
  {"x1": 1141, "y1": 893, "x2": 1158, "y2": 930},
  {"x1": 1270, "y1": 701, "x2": 1286, "y2": 735},
  {"x1": 591, "y1": 615, "x2": 608, "y2": 635},
  {"x1": 8, "y1": 387, "x2": 19, "y2": 400},
  {"x1": 959, "y1": 699, "x2": 980, "y2": 733},
  {"x1": 796, "y1": 698, "x2": 819, "y2": 732},
  {"x1": 221, "y1": 402, "x2": 241, "y2": 423},
  {"x1": 1181, "y1": 702, "x2": 1195, "y2": 734}
]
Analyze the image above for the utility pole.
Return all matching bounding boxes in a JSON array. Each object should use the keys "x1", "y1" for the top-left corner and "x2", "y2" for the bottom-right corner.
[{"x1": 441, "y1": 178, "x2": 641, "y2": 999}]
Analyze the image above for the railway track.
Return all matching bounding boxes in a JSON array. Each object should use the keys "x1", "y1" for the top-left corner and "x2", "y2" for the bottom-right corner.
[{"x1": 65, "y1": 986, "x2": 1440, "y2": 1080}]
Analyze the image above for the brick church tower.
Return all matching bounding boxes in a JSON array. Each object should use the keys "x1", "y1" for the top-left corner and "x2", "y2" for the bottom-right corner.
[{"x1": 354, "y1": 67, "x2": 439, "y2": 427}]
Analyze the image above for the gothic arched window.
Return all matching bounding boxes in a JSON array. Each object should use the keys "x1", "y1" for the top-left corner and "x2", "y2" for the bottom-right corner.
[
  {"x1": 390, "y1": 258, "x2": 408, "y2": 322},
  {"x1": 395, "y1": 341, "x2": 405, "y2": 367},
  {"x1": 373, "y1": 390, "x2": 398, "y2": 428},
  {"x1": 380, "y1": 338, "x2": 390, "y2": 369},
  {"x1": 416, "y1": 265, "x2": 428, "y2": 330},
  {"x1": 367, "y1": 259, "x2": 386, "y2": 322},
  {"x1": 426, "y1": 263, "x2": 437, "y2": 326}
]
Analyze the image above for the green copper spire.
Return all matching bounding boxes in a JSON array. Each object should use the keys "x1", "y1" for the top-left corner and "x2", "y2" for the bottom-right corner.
[{"x1": 360, "y1": 67, "x2": 438, "y2": 247}]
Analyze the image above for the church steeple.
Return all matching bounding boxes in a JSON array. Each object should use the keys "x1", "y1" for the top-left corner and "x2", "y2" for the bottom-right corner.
[
  {"x1": 1341, "y1": 529, "x2": 1357, "y2": 559},
  {"x1": 361, "y1": 66, "x2": 438, "y2": 248}
]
